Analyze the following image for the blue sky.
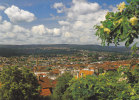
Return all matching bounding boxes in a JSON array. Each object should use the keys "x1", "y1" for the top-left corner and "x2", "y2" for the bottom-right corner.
[
  {"x1": 1, "y1": 0, "x2": 125, "y2": 20},
  {"x1": 0, "y1": 0, "x2": 133, "y2": 45}
]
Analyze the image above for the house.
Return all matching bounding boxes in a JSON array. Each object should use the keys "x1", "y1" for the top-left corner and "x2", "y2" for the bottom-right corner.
[
  {"x1": 77, "y1": 67, "x2": 95, "y2": 78},
  {"x1": 48, "y1": 69, "x2": 60, "y2": 80},
  {"x1": 0, "y1": 65, "x2": 3, "y2": 71},
  {"x1": 38, "y1": 76, "x2": 53, "y2": 96},
  {"x1": 34, "y1": 72, "x2": 49, "y2": 77}
]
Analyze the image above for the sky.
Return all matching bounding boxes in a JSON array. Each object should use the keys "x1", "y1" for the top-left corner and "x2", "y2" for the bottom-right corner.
[{"x1": 0, "y1": 0, "x2": 131, "y2": 45}]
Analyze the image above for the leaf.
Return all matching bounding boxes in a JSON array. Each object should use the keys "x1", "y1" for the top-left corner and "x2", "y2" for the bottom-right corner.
[
  {"x1": 132, "y1": 33, "x2": 138, "y2": 38},
  {"x1": 126, "y1": 0, "x2": 131, "y2": 3},
  {"x1": 122, "y1": 17, "x2": 128, "y2": 35},
  {"x1": 131, "y1": 42, "x2": 138, "y2": 55},
  {"x1": 125, "y1": 40, "x2": 130, "y2": 47}
]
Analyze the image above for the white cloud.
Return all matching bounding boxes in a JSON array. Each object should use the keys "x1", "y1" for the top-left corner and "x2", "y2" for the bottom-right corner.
[
  {"x1": 4, "y1": 5, "x2": 36, "y2": 23},
  {"x1": 31, "y1": 25, "x2": 61, "y2": 36},
  {"x1": 46, "y1": 28, "x2": 61, "y2": 36},
  {"x1": 64, "y1": 32, "x2": 71, "y2": 38},
  {"x1": 109, "y1": 5, "x2": 118, "y2": 12},
  {"x1": 13, "y1": 25, "x2": 29, "y2": 33},
  {"x1": 71, "y1": 1, "x2": 100, "y2": 14},
  {"x1": 53, "y1": 28, "x2": 61, "y2": 36},
  {"x1": 0, "y1": 6, "x2": 5, "y2": 10},
  {"x1": 0, "y1": 1, "x2": 130, "y2": 45},
  {"x1": 53, "y1": 2, "x2": 64, "y2": 8},
  {"x1": 0, "y1": 16, "x2": 2, "y2": 22},
  {"x1": 0, "y1": 20, "x2": 12, "y2": 32},
  {"x1": 3, "y1": 33, "x2": 16, "y2": 38},
  {"x1": 73, "y1": 21, "x2": 84, "y2": 29},
  {"x1": 53, "y1": 0, "x2": 108, "y2": 44},
  {"x1": 0, "y1": 18, "x2": 30, "y2": 44},
  {"x1": 32, "y1": 25, "x2": 46, "y2": 35},
  {"x1": 53, "y1": 2, "x2": 65, "y2": 13},
  {"x1": 46, "y1": 28, "x2": 53, "y2": 34},
  {"x1": 58, "y1": 21, "x2": 69, "y2": 26}
]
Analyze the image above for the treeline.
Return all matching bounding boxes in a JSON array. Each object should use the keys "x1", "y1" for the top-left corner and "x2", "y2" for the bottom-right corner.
[
  {"x1": 0, "y1": 47, "x2": 77, "y2": 57},
  {"x1": 0, "y1": 44, "x2": 132, "y2": 57}
]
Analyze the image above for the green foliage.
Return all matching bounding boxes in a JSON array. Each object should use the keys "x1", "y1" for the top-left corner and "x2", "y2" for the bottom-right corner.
[
  {"x1": 131, "y1": 43, "x2": 138, "y2": 56},
  {"x1": 52, "y1": 72, "x2": 73, "y2": 100},
  {"x1": 65, "y1": 76, "x2": 98, "y2": 100},
  {"x1": 63, "y1": 65, "x2": 139, "y2": 100},
  {"x1": 95, "y1": 0, "x2": 138, "y2": 48},
  {"x1": 0, "y1": 66, "x2": 40, "y2": 100},
  {"x1": 46, "y1": 67, "x2": 52, "y2": 71}
]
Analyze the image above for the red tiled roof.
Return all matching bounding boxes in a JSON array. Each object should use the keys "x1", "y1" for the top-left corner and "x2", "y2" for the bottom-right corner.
[
  {"x1": 52, "y1": 80, "x2": 57, "y2": 87},
  {"x1": 40, "y1": 89, "x2": 51, "y2": 96},
  {"x1": 89, "y1": 67, "x2": 95, "y2": 69},
  {"x1": 38, "y1": 77, "x2": 52, "y2": 89},
  {"x1": 38, "y1": 76, "x2": 58, "y2": 96},
  {"x1": 79, "y1": 70, "x2": 94, "y2": 78},
  {"x1": 50, "y1": 69, "x2": 60, "y2": 74},
  {"x1": 38, "y1": 73, "x2": 47, "y2": 76}
]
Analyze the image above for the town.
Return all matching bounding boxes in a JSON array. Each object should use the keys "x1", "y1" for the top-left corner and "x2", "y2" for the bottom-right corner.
[{"x1": 0, "y1": 45, "x2": 138, "y2": 97}]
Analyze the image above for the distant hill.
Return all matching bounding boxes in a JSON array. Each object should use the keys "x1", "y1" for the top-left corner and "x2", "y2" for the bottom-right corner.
[{"x1": 0, "y1": 44, "x2": 132, "y2": 57}]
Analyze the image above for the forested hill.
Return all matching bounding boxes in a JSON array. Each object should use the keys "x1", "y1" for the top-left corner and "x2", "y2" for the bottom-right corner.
[{"x1": 0, "y1": 44, "x2": 132, "y2": 57}]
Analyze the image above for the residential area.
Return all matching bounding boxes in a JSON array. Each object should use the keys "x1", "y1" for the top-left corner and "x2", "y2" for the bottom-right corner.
[{"x1": 0, "y1": 48, "x2": 138, "y2": 97}]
